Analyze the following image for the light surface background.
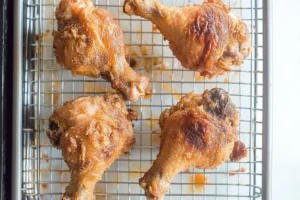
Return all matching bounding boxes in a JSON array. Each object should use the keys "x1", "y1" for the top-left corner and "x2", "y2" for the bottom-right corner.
[{"x1": 273, "y1": 0, "x2": 300, "y2": 199}]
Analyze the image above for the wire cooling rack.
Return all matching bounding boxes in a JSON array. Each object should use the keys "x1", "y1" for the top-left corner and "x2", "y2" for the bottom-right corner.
[{"x1": 20, "y1": 0, "x2": 266, "y2": 199}]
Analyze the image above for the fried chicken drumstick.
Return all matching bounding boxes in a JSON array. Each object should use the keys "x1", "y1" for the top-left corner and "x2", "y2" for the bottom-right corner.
[
  {"x1": 139, "y1": 88, "x2": 247, "y2": 200},
  {"x1": 54, "y1": 0, "x2": 148, "y2": 101},
  {"x1": 47, "y1": 94, "x2": 136, "y2": 200},
  {"x1": 124, "y1": 0, "x2": 251, "y2": 77}
]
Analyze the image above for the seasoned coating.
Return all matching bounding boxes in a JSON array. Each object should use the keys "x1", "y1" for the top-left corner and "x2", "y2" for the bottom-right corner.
[
  {"x1": 47, "y1": 94, "x2": 136, "y2": 200},
  {"x1": 124, "y1": 0, "x2": 251, "y2": 78},
  {"x1": 140, "y1": 88, "x2": 247, "y2": 200},
  {"x1": 54, "y1": 0, "x2": 148, "y2": 101}
]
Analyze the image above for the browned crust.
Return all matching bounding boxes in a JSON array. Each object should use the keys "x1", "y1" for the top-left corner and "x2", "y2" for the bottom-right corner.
[
  {"x1": 179, "y1": 108, "x2": 236, "y2": 154},
  {"x1": 230, "y1": 141, "x2": 248, "y2": 161},
  {"x1": 182, "y1": 111, "x2": 209, "y2": 149},
  {"x1": 54, "y1": 0, "x2": 149, "y2": 101},
  {"x1": 123, "y1": 0, "x2": 251, "y2": 78},
  {"x1": 127, "y1": 108, "x2": 138, "y2": 121},
  {"x1": 188, "y1": 3, "x2": 230, "y2": 70},
  {"x1": 47, "y1": 93, "x2": 136, "y2": 199}
]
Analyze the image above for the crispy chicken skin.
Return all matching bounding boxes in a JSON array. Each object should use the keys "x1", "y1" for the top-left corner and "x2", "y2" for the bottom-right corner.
[
  {"x1": 47, "y1": 94, "x2": 136, "y2": 200},
  {"x1": 54, "y1": 0, "x2": 148, "y2": 101},
  {"x1": 139, "y1": 88, "x2": 247, "y2": 200},
  {"x1": 124, "y1": 0, "x2": 251, "y2": 78}
]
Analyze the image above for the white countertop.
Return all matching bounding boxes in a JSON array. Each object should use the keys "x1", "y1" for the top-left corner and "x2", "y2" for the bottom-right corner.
[{"x1": 273, "y1": 0, "x2": 300, "y2": 199}]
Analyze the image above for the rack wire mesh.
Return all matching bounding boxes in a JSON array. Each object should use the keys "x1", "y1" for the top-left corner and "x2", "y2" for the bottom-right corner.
[{"x1": 22, "y1": 0, "x2": 264, "y2": 199}]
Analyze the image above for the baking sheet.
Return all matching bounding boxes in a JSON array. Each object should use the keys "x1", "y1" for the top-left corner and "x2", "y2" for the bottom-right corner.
[{"x1": 22, "y1": 0, "x2": 263, "y2": 199}]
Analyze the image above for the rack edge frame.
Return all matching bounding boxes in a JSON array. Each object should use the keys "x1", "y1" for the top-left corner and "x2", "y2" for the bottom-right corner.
[
  {"x1": 262, "y1": 0, "x2": 273, "y2": 199},
  {"x1": 12, "y1": 0, "x2": 23, "y2": 199}
]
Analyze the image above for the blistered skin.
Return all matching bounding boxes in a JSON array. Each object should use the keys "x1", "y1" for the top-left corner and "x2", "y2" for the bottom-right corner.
[
  {"x1": 54, "y1": 0, "x2": 148, "y2": 101},
  {"x1": 124, "y1": 0, "x2": 251, "y2": 78},
  {"x1": 139, "y1": 88, "x2": 247, "y2": 200},
  {"x1": 47, "y1": 94, "x2": 136, "y2": 200}
]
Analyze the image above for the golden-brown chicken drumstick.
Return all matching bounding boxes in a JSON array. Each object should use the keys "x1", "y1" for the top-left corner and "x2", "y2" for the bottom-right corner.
[
  {"x1": 139, "y1": 88, "x2": 247, "y2": 200},
  {"x1": 47, "y1": 94, "x2": 137, "y2": 200},
  {"x1": 54, "y1": 0, "x2": 148, "y2": 101},
  {"x1": 124, "y1": 0, "x2": 251, "y2": 78}
]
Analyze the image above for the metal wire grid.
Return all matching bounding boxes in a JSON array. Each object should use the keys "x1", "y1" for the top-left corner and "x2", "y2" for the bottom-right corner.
[{"x1": 22, "y1": 0, "x2": 264, "y2": 199}]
